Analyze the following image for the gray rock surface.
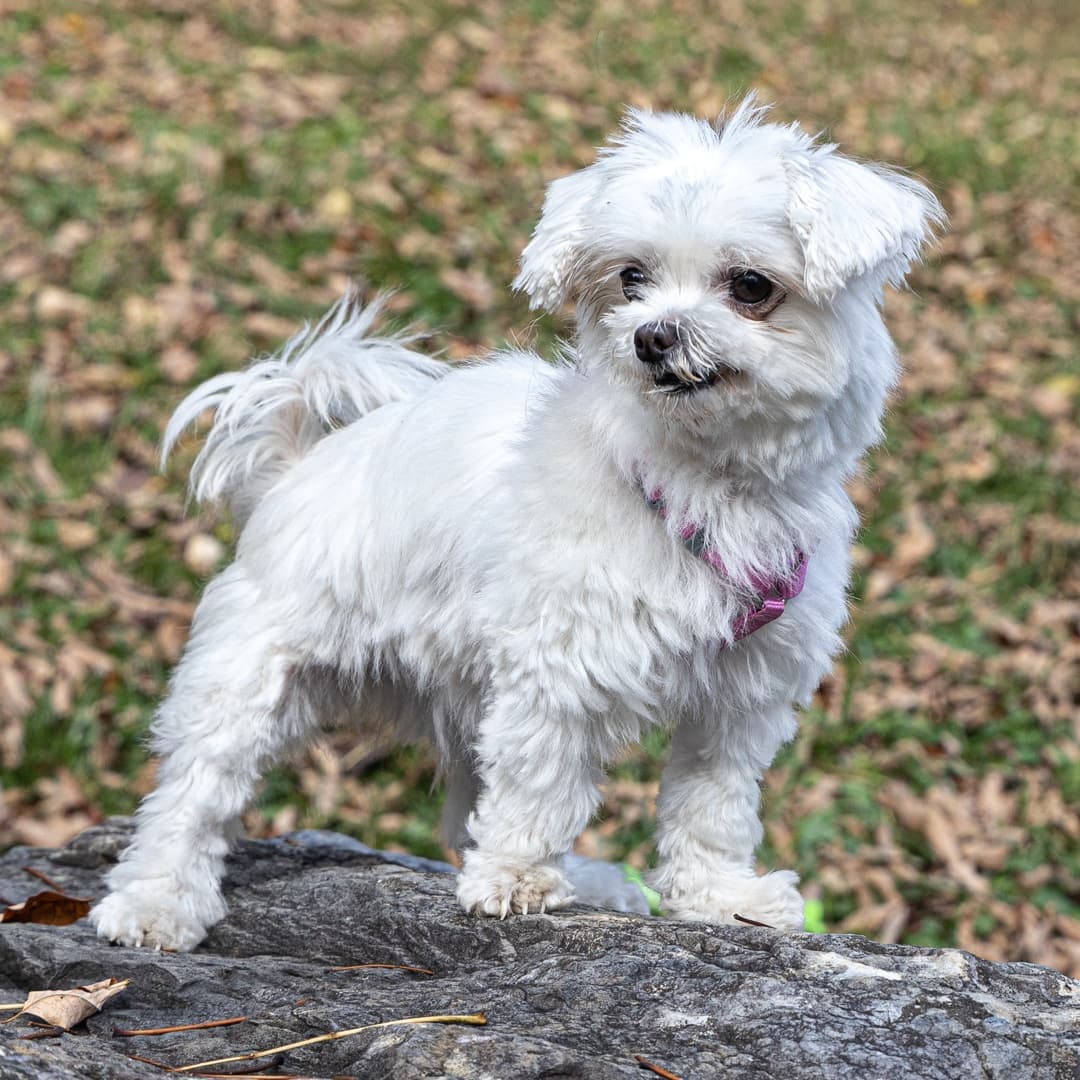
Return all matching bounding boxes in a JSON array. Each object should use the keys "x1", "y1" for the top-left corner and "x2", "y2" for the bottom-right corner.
[{"x1": 0, "y1": 820, "x2": 1077, "y2": 1079}]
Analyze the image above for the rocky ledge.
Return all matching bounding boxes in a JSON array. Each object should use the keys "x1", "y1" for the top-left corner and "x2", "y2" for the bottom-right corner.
[{"x1": 0, "y1": 820, "x2": 1076, "y2": 1079}]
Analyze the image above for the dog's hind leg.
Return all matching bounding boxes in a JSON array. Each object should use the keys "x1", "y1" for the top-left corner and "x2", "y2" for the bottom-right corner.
[
  {"x1": 90, "y1": 564, "x2": 320, "y2": 951},
  {"x1": 439, "y1": 754, "x2": 481, "y2": 857}
]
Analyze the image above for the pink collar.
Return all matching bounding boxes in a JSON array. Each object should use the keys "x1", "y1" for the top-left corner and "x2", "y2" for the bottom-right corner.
[{"x1": 642, "y1": 484, "x2": 808, "y2": 643}]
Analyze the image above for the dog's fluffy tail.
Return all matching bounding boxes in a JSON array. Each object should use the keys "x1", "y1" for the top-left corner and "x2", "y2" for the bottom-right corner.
[{"x1": 162, "y1": 288, "x2": 445, "y2": 525}]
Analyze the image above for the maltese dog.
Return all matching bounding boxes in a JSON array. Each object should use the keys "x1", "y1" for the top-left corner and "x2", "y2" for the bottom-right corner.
[{"x1": 91, "y1": 98, "x2": 942, "y2": 950}]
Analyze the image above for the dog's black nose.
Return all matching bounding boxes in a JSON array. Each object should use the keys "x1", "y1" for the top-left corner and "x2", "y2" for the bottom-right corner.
[{"x1": 634, "y1": 321, "x2": 679, "y2": 365}]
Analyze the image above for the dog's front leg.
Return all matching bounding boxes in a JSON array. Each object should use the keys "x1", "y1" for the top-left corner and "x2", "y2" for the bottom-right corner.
[
  {"x1": 651, "y1": 704, "x2": 805, "y2": 931},
  {"x1": 456, "y1": 691, "x2": 612, "y2": 917}
]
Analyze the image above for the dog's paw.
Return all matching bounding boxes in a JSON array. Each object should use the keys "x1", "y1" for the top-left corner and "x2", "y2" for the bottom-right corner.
[
  {"x1": 664, "y1": 868, "x2": 804, "y2": 931},
  {"x1": 90, "y1": 884, "x2": 213, "y2": 952},
  {"x1": 457, "y1": 850, "x2": 575, "y2": 918}
]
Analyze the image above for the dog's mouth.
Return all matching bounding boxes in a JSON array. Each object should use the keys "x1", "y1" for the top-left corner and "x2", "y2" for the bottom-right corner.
[{"x1": 652, "y1": 364, "x2": 739, "y2": 395}]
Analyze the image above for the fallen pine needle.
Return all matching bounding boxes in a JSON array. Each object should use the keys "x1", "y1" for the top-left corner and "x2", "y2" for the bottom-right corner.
[
  {"x1": 22, "y1": 867, "x2": 65, "y2": 892},
  {"x1": 124, "y1": 1052, "x2": 292, "y2": 1076},
  {"x1": 123, "y1": 1053, "x2": 179, "y2": 1069},
  {"x1": 183, "y1": 1059, "x2": 284, "y2": 1077},
  {"x1": 183, "y1": 1071, "x2": 306, "y2": 1080},
  {"x1": 184, "y1": 1074, "x2": 305, "y2": 1079},
  {"x1": 327, "y1": 963, "x2": 434, "y2": 976},
  {"x1": 635, "y1": 1054, "x2": 683, "y2": 1080},
  {"x1": 733, "y1": 913, "x2": 775, "y2": 929},
  {"x1": 19, "y1": 1025, "x2": 64, "y2": 1040},
  {"x1": 113, "y1": 1016, "x2": 247, "y2": 1038},
  {"x1": 175, "y1": 1012, "x2": 487, "y2": 1072}
]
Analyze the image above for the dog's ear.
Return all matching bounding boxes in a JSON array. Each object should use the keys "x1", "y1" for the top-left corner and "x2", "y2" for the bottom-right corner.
[
  {"x1": 512, "y1": 164, "x2": 603, "y2": 312},
  {"x1": 785, "y1": 146, "x2": 945, "y2": 303}
]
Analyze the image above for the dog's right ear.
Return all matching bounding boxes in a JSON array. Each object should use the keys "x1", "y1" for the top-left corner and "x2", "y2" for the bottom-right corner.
[
  {"x1": 512, "y1": 164, "x2": 603, "y2": 313},
  {"x1": 785, "y1": 145, "x2": 945, "y2": 303}
]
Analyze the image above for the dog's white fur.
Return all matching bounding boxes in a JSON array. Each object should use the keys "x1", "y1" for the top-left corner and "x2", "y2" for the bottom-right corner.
[{"x1": 91, "y1": 100, "x2": 942, "y2": 950}]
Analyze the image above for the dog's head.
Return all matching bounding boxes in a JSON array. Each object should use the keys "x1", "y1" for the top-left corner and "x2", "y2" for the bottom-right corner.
[{"x1": 513, "y1": 100, "x2": 943, "y2": 443}]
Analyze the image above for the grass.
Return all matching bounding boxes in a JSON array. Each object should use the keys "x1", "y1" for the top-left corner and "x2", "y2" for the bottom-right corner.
[{"x1": 0, "y1": 0, "x2": 1077, "y2": 975}]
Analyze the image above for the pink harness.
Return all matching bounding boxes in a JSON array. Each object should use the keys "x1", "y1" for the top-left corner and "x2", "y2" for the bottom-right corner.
[{"x1": 642, "y1": 485, "x2": 808, "y2": 643}]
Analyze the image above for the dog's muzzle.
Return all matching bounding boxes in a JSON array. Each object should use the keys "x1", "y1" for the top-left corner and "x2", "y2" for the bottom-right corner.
[
  {"x1": 634, "y1": 321, "x2": 679, "y2": 366},
  {"x1": 635, "y1": 320, "x2": 735, "y2": 394}
]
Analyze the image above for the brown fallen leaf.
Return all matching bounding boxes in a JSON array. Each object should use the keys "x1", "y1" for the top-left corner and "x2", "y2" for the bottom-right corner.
[
  {"x1": 890, "y1": 500, "x2": 937, "y2": 576},
  {"x1": 7, "y1": 978, "x2": 129, "y2": 1031},
  {"x1": 0, "y1": 889, "x2": 92, "y2": 926}
]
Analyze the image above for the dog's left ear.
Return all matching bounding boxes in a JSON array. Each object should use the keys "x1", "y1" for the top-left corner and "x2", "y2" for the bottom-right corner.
[
  {"x1": 785, "y1": 146, "x2": 945, "y2": 303},
  {"x1": 512, "y1": 164, "x2": 603, "y2": 312}
]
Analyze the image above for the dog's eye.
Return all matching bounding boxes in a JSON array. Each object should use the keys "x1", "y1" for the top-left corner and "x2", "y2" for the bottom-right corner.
[
  {"x1": 730, "y1": 270, "x2": 773, "y2": 305},
  {"x1": 620, "y1": 266, "x2": 648, "y2": 300}
]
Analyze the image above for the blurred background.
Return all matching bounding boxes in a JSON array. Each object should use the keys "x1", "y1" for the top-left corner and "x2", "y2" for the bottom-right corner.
[{"x1": 0, "y1": 0, "x2": 1076, "y2": 974}]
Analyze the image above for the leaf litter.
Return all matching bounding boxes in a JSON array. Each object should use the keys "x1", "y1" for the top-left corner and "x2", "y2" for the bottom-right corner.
[{"x1": 0, "y1": 0, "x2": 1077, "y2": 977}]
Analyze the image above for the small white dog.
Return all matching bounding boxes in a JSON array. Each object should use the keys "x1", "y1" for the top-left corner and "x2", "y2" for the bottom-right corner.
[{"x1": 91, "y1": 99, "x2": 942, "y2": 950}]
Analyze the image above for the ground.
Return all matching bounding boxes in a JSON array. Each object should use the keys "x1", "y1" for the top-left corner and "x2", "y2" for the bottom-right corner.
[
  {"x1": 0, "y1": 0, "x2": 1077, "y2": 975},
  {"x1": 1, "y1": 823, "x2": 1077, "y2": 1079}
]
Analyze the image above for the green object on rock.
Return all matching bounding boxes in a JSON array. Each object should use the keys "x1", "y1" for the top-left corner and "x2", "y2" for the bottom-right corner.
[
  {"x1": 621, "y1": 864, "x2": 663, "y2": 916},
  {"x1": 617, "y1": 868, "x2": 826, "y2": 930},
  {"x1": 804, "y1": 898, "x2": 826, "y2": 933}
]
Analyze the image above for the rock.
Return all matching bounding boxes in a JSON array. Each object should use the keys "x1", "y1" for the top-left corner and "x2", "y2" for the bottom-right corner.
[{"x1": 0, "y1": 820, "x2": 1077, "y2": 1079}]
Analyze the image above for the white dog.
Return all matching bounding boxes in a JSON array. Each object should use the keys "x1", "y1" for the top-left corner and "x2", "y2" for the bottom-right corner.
[{"x1": 91, "y1": 99, "x2": 942, "y2": 950}]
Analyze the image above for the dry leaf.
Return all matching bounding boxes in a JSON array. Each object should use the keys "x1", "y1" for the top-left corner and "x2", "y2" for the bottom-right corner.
[
  {"x1": 890, "y1": 502, "x2": 937, "y2": 576},
  {"x1": 54, "y1": 519, "x2": 98, "y2": 551},
  {"x1": 34, "y1": 286, "x2": 91, "y2": 323},
  {"x1": 11, "y1": 978, "x2": 129, "y2": 1031},
  {"x1": 0, "y1": 649, "x2": 33, "y2": 724},
  {"x1": 61, "y1": 395, "x2": 116, "y2": 433},
  {"x1": 0, "y1": 889, "x2": 92, "y2": 926},
  {"x1": 160, "y1": 343, "x2": 200, "y2": 384},
  {"x1": 439, "y1": 268, "x2": 496, "y2": 311},
  {"x1": 316, "y1": 187, "x2": 354, "y2": 222},
  {"x1": 183, "y1": 533, "x2": 225, "y2": 576},
  {"x1": 0, "y1": 550, "x2": 14, "y2": 595}
]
